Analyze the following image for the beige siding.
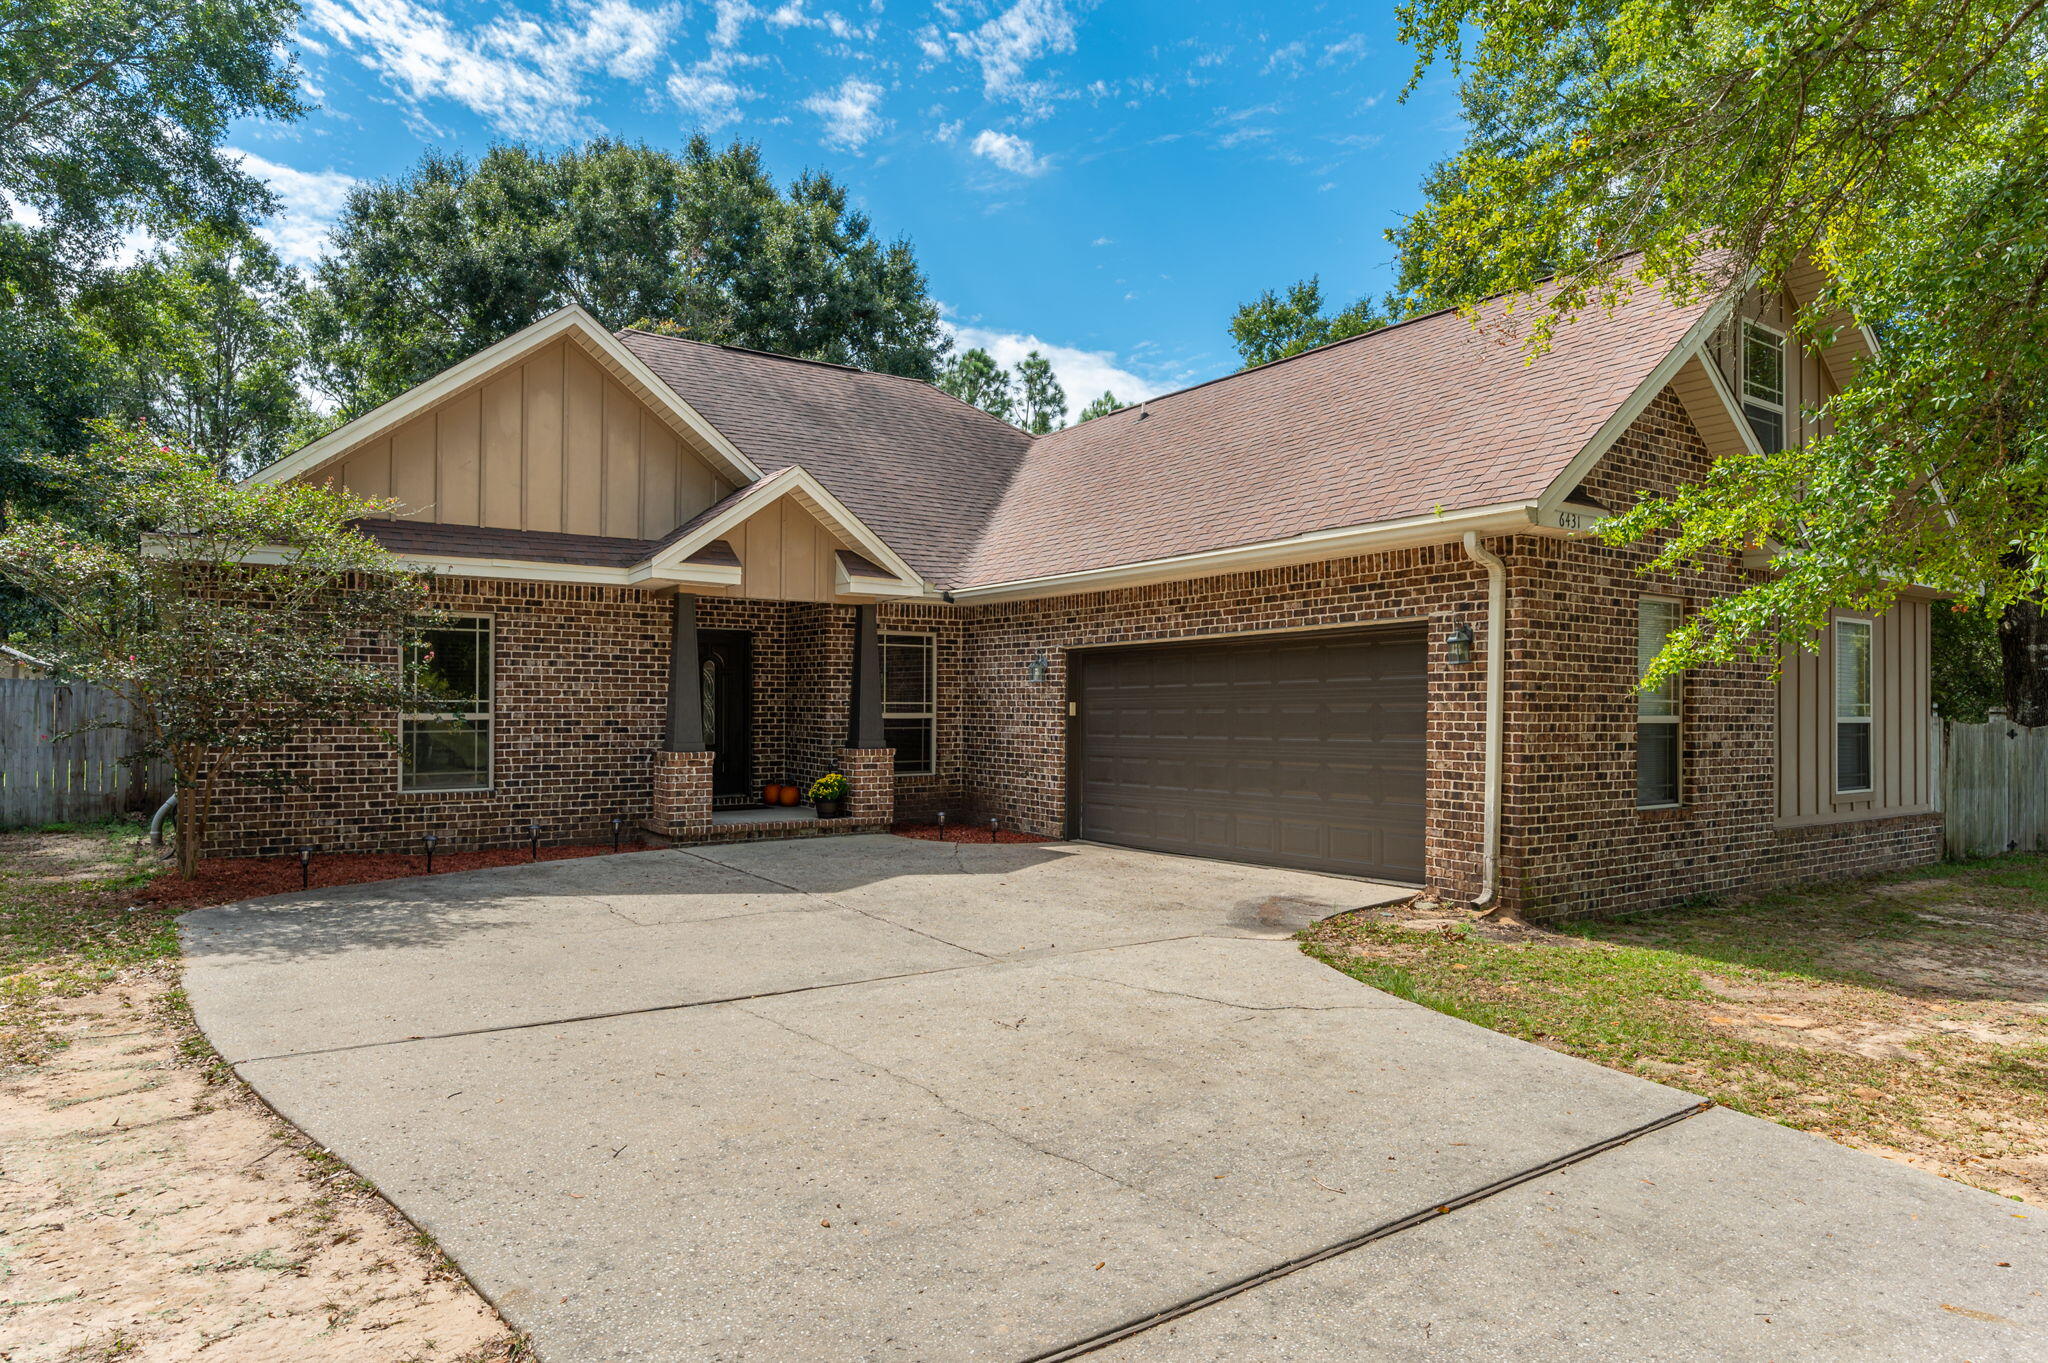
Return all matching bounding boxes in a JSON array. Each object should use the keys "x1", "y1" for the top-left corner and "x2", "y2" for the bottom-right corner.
[
  {"x1": 701, "y1": 496, "x2": 854, "y2": 603},
  {"x1": 1776, "y1": 597, "x2": 1934, "y2": 824},
  {"x1": 324, "y1": 338, "x2": 732, "y2": 539},
  {"x1": 1702, "y1": 284, "x2": 1837, "y2": 448}
]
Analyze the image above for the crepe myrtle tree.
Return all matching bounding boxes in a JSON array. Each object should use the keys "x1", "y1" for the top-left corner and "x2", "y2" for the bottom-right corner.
[{"x1": 0, "y1": 425, "x2": 432, "y2": 876}]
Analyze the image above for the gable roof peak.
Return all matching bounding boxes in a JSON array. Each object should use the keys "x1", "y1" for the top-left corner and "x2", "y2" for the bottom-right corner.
[{"x1": 244, "y1": 303, "x2": 764, "y2": 491}]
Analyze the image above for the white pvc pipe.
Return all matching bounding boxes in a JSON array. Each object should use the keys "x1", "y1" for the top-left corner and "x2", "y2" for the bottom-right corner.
[{"x1": 1461, "y1": 532, "x2": 1507, "y2": 910}]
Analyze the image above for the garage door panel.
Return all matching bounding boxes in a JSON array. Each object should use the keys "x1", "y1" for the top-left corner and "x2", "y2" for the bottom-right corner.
[{"x1": 1076, "y1": 630, "x2": 1426, "y2": 883}]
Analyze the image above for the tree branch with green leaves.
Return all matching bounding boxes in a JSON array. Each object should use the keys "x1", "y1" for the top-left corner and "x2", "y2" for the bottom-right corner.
[
  {"x1": 0, "y1": 425, "x2": 431, "y2": 876},
  {"x1": 1391, "y1": 0, "x2": 2048, "y2": 714}
]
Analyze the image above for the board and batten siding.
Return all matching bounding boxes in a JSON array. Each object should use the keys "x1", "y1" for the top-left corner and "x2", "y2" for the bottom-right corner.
[
  {"x1": 1775, "y1": 597, "x2": 1934, "y2": 824},
  {"x1": 325, "y1": 338, "x2": 733, "y2": 540},
  {"x1": 1701, "y1": 284, "x2": 1842, "y2": 452},
  {"x1": 699, "y1": 496, "x2": 857, "y2": 603}
]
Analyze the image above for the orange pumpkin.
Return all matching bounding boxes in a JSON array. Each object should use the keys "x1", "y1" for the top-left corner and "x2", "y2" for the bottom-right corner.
[
  {"x1": 779, "y1": 784, "x2": 800, "y2": 806},
  {"x1": 764, "y1": 783, "x2": 785, "y2": 805}
]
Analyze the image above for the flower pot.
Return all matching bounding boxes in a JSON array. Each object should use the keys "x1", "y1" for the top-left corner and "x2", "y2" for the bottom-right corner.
[{"x1": 815, "y1": 797, "x2": 846, "y2": 819}]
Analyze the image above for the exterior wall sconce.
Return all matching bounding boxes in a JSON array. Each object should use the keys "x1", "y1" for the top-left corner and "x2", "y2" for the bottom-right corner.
[
  {"x1": 1446, "y1": 623, "x2": 1475, "y2": 666},
  {"x1": 1025, "y1": 653, "x2": 1050, "y2": 684}
]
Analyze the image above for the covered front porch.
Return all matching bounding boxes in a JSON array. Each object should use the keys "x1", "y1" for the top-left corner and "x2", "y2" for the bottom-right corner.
[{"x1": 645, "y1": 591, "x2": 899, "y2": 844}]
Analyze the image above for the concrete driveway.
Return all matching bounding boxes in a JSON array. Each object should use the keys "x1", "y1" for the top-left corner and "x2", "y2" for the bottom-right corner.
[{"x1": 181, "y1": 836, "x2": 2047, "y2": 1361}]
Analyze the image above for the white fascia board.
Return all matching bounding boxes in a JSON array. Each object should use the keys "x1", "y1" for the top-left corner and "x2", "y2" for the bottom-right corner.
[
  {"x1": 241, "y1": 306, "x2": 763, "y2": 491},
  {"x1": 947, "y1": 503, "x2": 1552, "y2": 604},
  {"x1": 648, "y1": 464, "x2": 931, "y2": 592},
  {"x1": 1692, "y1": 345, "x2": 1768, "y2": 458},
  {"x1": 835, "y1": 560, "x2": 928, "y2": 598},
  {"x1": 198, "y1": 541, "x2": 740, "y2": 589},
  {"x1": 625, "y1": 558, "x2": 743, "y2": 588}
]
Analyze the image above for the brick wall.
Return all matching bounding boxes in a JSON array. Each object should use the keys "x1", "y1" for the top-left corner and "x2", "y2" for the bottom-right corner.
[
  {"x1": 206, "y1": 576, "x2": 669, "y2": 857},
  {"x1": 876, "y1": 602, "x2": 968, "y2": 822},
  {"x1": 204, "y1": 583, "x2": 873, "y2": 857}
]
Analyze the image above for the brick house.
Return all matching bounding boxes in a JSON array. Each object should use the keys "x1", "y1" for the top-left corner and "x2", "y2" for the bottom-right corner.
[{"x1": 228, "y1": 267, "x2": 1940, "y2": 919}]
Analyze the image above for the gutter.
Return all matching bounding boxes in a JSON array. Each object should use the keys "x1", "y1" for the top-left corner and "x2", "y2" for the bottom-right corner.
[
  {"x1": 1460, "y1": 531, "x2": 1507, "y2": 911},
  {"x1": 949, "y1": 502, "x2": 1590, "y2": 605}
]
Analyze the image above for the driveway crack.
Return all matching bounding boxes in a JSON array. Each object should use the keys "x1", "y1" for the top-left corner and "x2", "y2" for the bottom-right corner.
[{"x1": 1015, "y1": 1100, "x2": 1715, "y2": 1363}]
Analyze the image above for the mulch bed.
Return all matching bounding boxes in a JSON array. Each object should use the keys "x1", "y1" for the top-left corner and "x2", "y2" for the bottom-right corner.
[
  {"x1": 136, "y1": 842, "x2": 659, "y2": 910},
  {"x1": 891, "y1": 822, "x2": 1054, "y2": 845}
]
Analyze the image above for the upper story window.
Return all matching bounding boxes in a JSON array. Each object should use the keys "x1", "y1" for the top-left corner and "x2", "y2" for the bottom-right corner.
[
  {"x1": 1741, "y1": 320, "x2": 1787, "y2": 453},
  {"x1": 401, "y1": 617, "x2": 493, "y2": 792},
  {"x1": 880, "y1": 632, "x2": 936, "y2": 776},
  {"x1": 1636, "y1": 598, "x2": 1683, "y2": 808},
  {"x1": 1834, "y1": 618, "x2": 1873, "y2": 793}
]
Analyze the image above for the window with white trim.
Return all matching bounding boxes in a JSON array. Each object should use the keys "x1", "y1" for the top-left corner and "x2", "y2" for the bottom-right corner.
[
  {"x1": 1636, "y1": 598, "x2": 1682, "y2": 807},
  {"x1": 1834, "y1": 618, "x2": 1874, "y2": 793},
  {"x1": 1741, "y1": 320, "x2": 1787, "y2": 453},
  {"x1": 880, "y1": 632, "x2": 936, "y2": 776},
  {"x1": 401, "y1": 617, "x2": 493, "y2": 792}
]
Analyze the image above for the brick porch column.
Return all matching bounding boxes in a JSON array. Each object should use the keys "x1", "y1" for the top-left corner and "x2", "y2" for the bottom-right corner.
[
  {"x1": 837, "y1": 747, "x2": 895, "y2": 825},
  {"x1": 650, "y1": 750, "x2": 715, "y2": 840}
]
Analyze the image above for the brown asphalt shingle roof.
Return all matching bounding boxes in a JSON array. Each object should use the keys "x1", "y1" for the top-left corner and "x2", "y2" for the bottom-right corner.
[
  {"x1": 617, "y1": 332, "x2": 1033, "y2": 586},
  {"x1": 354, "y1": 520, "x2": 737, "y2": 571},
  {"x1": 963, "y1": 283, "x2": 1714, "y2": 586},
  {"x1": 615, "y1": 278, "x2": 1713, "y2": 591}
]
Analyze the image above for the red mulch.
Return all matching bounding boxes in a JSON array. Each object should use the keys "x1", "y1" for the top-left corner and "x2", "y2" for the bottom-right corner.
[
  {"x1": 890, "y1": 822, "x2": 1053, "y2": 845},
  {"x1": 136, "y1": 842, "x2": 659, "y2": 911}
]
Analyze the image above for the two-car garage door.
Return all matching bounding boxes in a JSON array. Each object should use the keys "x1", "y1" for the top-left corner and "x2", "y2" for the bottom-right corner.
[{"x1": 1071, "y1": 629, "x2": 1427, "y2": 883}]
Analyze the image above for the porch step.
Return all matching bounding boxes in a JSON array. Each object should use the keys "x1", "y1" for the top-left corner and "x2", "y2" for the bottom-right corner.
[{"x1": 682, "y1": 807, "x2": 891, "y2": 845}]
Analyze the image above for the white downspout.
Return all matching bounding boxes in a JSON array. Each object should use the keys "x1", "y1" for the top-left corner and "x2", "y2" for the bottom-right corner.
[{"x1": 1461, "y1": 532, "x2": 1506, "y2": 911}]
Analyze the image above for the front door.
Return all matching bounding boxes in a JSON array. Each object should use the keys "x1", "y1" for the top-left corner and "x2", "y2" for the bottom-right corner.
[{"x1": 698, "y1": 630, "x2": 754, "y2": 799}]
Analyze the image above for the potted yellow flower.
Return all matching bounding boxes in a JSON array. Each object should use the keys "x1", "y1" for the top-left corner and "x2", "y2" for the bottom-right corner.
[{"x1": 808, "y1": 772, "x2": 850, "y2": 818}]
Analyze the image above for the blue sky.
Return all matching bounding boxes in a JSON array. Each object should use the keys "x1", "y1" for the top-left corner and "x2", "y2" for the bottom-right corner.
[{"x1": 231, "y1": 0, "x2": 1467, "y2": 405}]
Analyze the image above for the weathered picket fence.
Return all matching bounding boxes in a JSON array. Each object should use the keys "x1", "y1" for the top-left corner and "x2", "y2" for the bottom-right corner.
[
  {"x1": 0, "y1": 677, "x2": 168, "y2": 827},
  {"x1": 1938, "y1": 710, "x2": 2048, "y2": 859}
]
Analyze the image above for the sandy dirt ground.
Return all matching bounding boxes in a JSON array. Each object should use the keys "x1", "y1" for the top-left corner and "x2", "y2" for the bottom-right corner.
[{"x1": 0, "y1": 825, "x2": 525, "y2": 1363}]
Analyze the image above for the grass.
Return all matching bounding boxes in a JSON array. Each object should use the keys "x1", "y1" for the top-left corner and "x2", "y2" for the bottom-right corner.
[
  {"x1": 1305, "y1": 856, "x2": 2048, "y2": 1203},
  {"x1": 0, "y1": 818, "x2": 181, "y2": 1065}
]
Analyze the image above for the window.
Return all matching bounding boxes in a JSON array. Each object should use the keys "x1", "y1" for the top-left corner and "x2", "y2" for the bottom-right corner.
[
  {"x1": 1740, "y1": 320, "x2": 1787, "y2": 453},
  {"x1": 401, "y1": 617, "x2": 492, "y2": 792},
  {"x1": 1636, "y1": 598, "x2": 1682, "y2": 807},
  {"x1": 880, "y1": 632, "x2": 936, "y2": 775},
  {"x1": 1834, "y1": 618, "x2": 1873, "y2": 793}
]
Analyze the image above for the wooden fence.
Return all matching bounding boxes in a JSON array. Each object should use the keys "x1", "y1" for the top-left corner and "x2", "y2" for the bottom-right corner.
[
  {"x1": 0, "y1": 677, "x2": 169, "y2": 827},
  {"x1": 1938, "y1": 710, "x2": 2048, "y2": 859}
]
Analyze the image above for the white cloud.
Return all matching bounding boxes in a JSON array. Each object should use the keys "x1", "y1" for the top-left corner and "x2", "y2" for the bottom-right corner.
[
  {"x1": 945, "y1": 319, "x2": 1171, "y2": 413},
  {"x1": 669, "y1": 53, "x2": 755, "y2": 130},
  {"x1": 1262, "y1": 39, "x2": 1306, "y2": 75},
  {"x1": 1321, "y1": 34, "x2": 1369, "y2": 65},
  {"x1": 969, "y1": 128, "x2": 1048, "y2": 176},
  {"x1": 305, "y1": 0, "x2": 683, "y2": 140},
  {"x1": 804, "y1": 77, "x2": 885, "y2": 149},
  {"x1": 228, "y1": 149, "x2": 360, "y2": 265},
  {"x1": 948, "y1": 0, "x2": 1077, "y2": 108}
]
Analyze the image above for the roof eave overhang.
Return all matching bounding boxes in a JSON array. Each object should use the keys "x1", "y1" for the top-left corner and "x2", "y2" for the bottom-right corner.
[
  {"x1": 240, "y1": 306, "x2": 765, "y2": 492},
  {"x1": 645, "y1": 464, "x2": 935, "y2": 596},
  {"x1": 165, "y1": 540, "x2": 744, "y2": 589},
  {"x1": 947, "y1": 501, "x2": 1600, "y2": 605}
]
